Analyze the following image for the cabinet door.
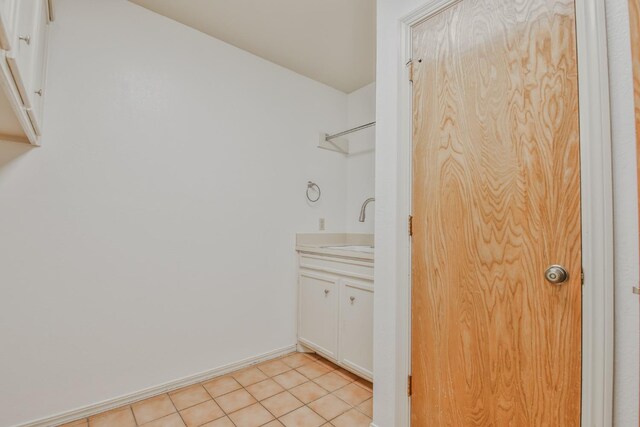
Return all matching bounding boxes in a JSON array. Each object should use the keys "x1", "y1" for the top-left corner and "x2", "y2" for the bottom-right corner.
[
  {"x1": 6, "y1": 0, "x2": 39, "y2": 108},
  {"x1": 340, "y1": 280, "x2": 373, "y2": 379},
  {"x1": 298, "y1": 271, "x2": 339, "y2": 359},
  {"x1": 25, "y1": 0, "x2": 47, "y2": 134}
]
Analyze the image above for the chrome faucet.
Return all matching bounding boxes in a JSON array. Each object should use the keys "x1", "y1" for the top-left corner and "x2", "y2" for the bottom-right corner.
[{"x1": 358, "y1": 198, "x2": 375, "y2": 222}]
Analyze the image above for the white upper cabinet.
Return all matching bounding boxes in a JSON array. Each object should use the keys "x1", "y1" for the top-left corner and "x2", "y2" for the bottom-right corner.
[{"x1": 0, "y1": 0, "x2": 53, "y2": 145}]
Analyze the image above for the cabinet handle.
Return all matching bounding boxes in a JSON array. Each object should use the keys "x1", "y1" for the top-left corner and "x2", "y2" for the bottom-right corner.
[
  {"x1": 324, "y1": 289, "x2": 330, "y2": 296},
  {"x1": 34, "y1": 89, "x2": 42, "y2": 97},
  {"x1": 19, "y1": 35, "x2": 31, "y2": 45},
  {"x1": 350, "y1": 296, "x2": 355, "y2": 304}
]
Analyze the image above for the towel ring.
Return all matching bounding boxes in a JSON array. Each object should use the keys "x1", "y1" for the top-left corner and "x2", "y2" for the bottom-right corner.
[{"x1": 306, "y1": 181, "x2": 321, "y2": 203}]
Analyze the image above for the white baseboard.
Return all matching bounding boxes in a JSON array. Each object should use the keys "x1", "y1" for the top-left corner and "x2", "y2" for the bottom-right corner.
[
  {"x1": 15, "y1": 345, "x2": 297, "y2": 427},
  {"x1": 296, "y1": 342, "x2": 314, "y2": 353}
]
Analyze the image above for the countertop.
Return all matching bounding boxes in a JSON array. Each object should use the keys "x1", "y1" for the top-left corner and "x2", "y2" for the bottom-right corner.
[{"x1": 295, "y1": 233, "x2": 374, "y2": 261}]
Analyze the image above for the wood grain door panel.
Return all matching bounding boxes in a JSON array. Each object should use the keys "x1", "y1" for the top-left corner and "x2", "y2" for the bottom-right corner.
[{"x1": 410, "y1": 0, "x2": 582, "y2": 425}]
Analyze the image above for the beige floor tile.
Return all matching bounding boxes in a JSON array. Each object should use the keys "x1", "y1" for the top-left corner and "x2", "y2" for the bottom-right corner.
[
  {"x1": 201, "y1": 416, "x2": 235, "y2": 427},
  {"x1": 332, "y1": 383, "x2": 372, "y2": 406},
  {"x1": 280, "y1": 353, "x2": 314, "y2": 369},
  {"x1": 273, "y1": 370, "x2": 308, "y2": 389},
  {"x1": 312, "y1": 372, "x2": 350, "y2": 393},
  {"x1": 257, "y1": 360, "x2": 292, "y2": 377},
  {"x1": 80, "y1": 353, "x2": 374, "y2": 427},
  {"x1": 140, "y1": 413, "x2": 186, "y2": 427},
  {"x1": 228, "y1": 403, "x2": 275, "y2": 427},
  {"x1": 356, "y1": 398, "x2": 373, "y2": 417},
  {"x1": 278, "y1": 406, "x2": 325, "y2": 427},
  {"x1": 215, "y1": 389, "x2": 257, "y2": 413},
  {"x1": 180, "y1": 400, "x2": 225, "y2": 427},
  {"x1": 132, "y1": 395, "x2": 176, "y2": 425},
  {"x1": 307, "y1": 394, "x2": 350, "y2": 421},
  {"x1": 202, "y1": 377, "x2": 242, "y2": 398},
  {"x1": 288, "y1": 382, "x2": 328, "y2": 404},
  {"x1": 296, "y1": 363, "x2": 331, "y2": 380},
  {"x1": 60, "y1": 419, "x2": 88, "y2": 427},
  {"x1": 233, "y1": 367, "x2": 269, "y2": 387},
  {"x1": 330, "y1": 409, "x2": 371, "y2": 427},
  {"x1": 261, "y1": 391, "x2": 304, "y2": 418},
  {"x1": 245, "y1": 379, "x2": 285, "y2": 401},
  {"x1": 169, "y1": 384, "x2": 211, "y2": 410},
  {"x1": 89, "y1": 407, "x2": 136, "y2": 427}
]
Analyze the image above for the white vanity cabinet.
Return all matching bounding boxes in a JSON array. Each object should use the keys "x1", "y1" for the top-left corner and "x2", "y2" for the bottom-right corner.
[
  {"x1": 297, "y1": 250, "x2": 374, "y2": 381},
  {"x1": 0, "y1": 0, "x2": 53, "y2": 144}
]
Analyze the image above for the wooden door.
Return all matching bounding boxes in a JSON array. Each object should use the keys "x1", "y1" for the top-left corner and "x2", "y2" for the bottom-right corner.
[{"x1": 410, "y1": 0, "x2": 582, "y2": 425}]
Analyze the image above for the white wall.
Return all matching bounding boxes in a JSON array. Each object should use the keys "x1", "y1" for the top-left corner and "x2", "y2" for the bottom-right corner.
[
  {"x1": 604, "y1": 0, "x2": 640, "y2": 425},
  {"x1": 346, "y1": 83, "x2": 376, "y2": 233},
  {"x1": 0, "y1": 0, "x2": 351, "y2": 425},
  {"x1": 374, "y1": 1, "x2": 639, "y2": 426}
]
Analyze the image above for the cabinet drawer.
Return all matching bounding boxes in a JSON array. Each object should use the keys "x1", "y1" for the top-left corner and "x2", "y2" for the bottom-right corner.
[{"x1": 299, "y1": 254, "x2": 373, "y2": 280}]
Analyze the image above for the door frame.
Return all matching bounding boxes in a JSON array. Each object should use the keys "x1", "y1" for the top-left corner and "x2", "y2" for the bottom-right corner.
[{"x1": 394, "y1": 0, "x2": 614, "y2": 425}]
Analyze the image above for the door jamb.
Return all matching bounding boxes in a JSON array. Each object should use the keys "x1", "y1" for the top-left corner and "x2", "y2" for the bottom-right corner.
[{"x1": 396, "y1": 0, "x2": 614, "y2": 425}]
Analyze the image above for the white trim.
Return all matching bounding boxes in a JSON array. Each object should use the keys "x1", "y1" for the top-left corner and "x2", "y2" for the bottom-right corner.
[
  {"x1": 574, "y1": 0, "x2": 615, "y2": 423},
  {"x1": 13, "y1": 345, "x2": 296, "y2": 427},
  {"x1": 395, "y1": 0, "x2": 614, "y2": 426}
]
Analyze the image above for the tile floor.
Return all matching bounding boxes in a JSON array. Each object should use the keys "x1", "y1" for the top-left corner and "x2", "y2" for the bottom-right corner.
[{"x1": 60, "y1": 352, "x2": 373, "y2": 427}]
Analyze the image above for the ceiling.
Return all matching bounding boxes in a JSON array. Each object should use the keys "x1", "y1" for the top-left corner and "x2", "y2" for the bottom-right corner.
[{"x1": 130, "y1": 0, "x2": 376, "y2": 93}]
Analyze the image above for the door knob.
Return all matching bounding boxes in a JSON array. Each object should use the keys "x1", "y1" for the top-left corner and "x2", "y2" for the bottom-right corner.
[{"x1": 544, "y1": 265, "x2": 569, "y2": 285}]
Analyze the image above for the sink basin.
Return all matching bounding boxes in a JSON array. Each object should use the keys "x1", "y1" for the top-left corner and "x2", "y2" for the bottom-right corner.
[{"x1": 321, "y1": 245, "x2": 374, "y2": 253}]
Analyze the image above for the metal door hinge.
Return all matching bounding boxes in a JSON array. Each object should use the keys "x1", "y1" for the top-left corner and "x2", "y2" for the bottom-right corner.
[
  {"x1": 408, "y1": 215, "x2": 413, "y2": 237},
  {"x1": 407, "y1": 60, "x2": 414, "y2": 83},
  {"x1": 581, "y1": 269, "x2": 584, "y2": 286},
  {"x1": 633, "y1": 287, "x2": 640, "y2": 295},
  {"x1": 407, "y1": 375, "x2": 412, "y2": 396}
]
